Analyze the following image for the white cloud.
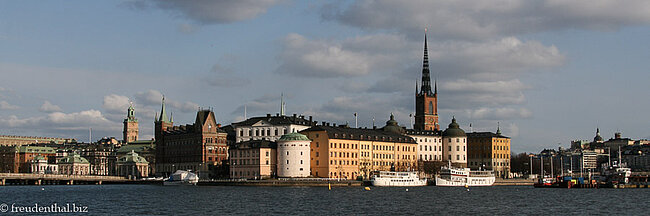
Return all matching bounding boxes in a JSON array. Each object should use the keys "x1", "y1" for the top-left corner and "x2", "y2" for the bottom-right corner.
[
  {"x1": 126, "y1": 0, "x2": 285, "y2": 24},
  {"x1": 322, "y1": 0, "x2": 650, "y2": 40},
  {"x1": 102, "y1": 94, "x2": 131, "y2": 114},
  {"x1": 276, "y1": 33, "x2": 405, "y2": 78},
  {"x1": 0, "y1": 101, "x2": 19, "y2": 110},
  {"x1": 39, "y1": 101, "x2": 63, "y2": 113},
  {"x1": 0, "y1": 110, "x2": 115, "y2": 130}
]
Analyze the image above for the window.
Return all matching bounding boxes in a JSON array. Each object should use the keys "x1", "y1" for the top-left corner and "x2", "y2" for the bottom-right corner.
[
  {"x1": 457, "y1": 146, "x2": 459, "y2": 151},
  {"x1": 266, "y1": 152, "x2": 269, "y2": 156},
  {"x1": 286, "y1": 151, "x2": 289, "y2": 155},
  {"x1": 286, "y1": 160, "x2": 289, "y2": 164},
  {"x1": 429, "y1": 101, "x2": 434, "y2": 115},
  {"x1": 300, "y1": 160, "x2": 303, "y2": 164}
]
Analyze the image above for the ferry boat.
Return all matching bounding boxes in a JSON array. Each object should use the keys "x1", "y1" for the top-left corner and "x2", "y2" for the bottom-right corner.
[
  {"x1": 370, "y1": 171, "x2": 427, "y2": 187},
  {"x1": 164, "y1": 170, "x2": 199, "y2": 186},
  {"x1": 435, "y1": 163, "x2": 495, "y2": 187}
]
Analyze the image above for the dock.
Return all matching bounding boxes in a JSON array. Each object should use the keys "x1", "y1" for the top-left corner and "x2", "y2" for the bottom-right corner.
[{"x1": 0, "y1": 173, "x2": 130, "y2": 185}]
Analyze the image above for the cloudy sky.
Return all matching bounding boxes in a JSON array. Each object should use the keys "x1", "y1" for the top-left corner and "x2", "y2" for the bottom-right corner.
[{"x1": 1, "y1": 0, "x2": 649, "y2": 153}]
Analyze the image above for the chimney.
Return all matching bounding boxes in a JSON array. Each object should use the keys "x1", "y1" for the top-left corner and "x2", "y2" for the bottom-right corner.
[
  {"x1": 217, "y1": 124, "x2": 221, "y2": 128},
  {"x1": 293, "y1": 114, "x2": 297, "y2": 118},
  {"x1": 309, "y1": 116, "x2": 313, "y2": 122},
  {"x1": 333, "y1": 123, "x2": 337, "y2": 127},
  {"x1": 615, "y1": 132, "x2": 622, "y2": 139},
  {"x1": 373, "y1": 126, "x2": 377, "y2": 129},
  {"x1": 267, "y1": 114, "x2": 271, "y2": 117}
]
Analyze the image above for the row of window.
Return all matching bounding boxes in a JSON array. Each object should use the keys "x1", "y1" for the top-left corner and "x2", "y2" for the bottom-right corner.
[
  {"x1": 419, "y1": 154, "x2": 439, "y2": 161},
  {"x1": 330, "y1": 160, "x2": 358, "y2": 166},
  {"x1": 418, "y1": 138, "x2": 443, "y2": 143},
  {"x1": 238, "y1": 128, "x2": 295, "y2": 137},
  {"x1": 420, "y1": 145, "x2": 442, "y2": 152}
]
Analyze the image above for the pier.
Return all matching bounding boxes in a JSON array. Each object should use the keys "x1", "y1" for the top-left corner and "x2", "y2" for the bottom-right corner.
[{"x1": 0, "y1": 173, "x2": 129, "y2": 185}]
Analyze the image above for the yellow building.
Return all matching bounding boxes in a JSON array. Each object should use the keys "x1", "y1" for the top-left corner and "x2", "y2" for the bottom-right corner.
[
  {"x1": 301, "y1": 123, "x2": 417, "y2": 180},
  {"x1": 467, "y1": 129, "x2": 511, "y2": 178},
  {"x1": 229, "y1": 140, "x2": 277, "y2": 179}
]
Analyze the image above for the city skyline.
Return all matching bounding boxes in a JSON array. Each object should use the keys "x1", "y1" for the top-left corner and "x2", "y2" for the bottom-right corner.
[{"x1": 1, "y1": 1, "x2": 650, "y2": 153}]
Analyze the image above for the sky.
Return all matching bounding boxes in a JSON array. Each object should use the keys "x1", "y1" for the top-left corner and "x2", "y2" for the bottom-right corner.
[{"x1": 1, "y1": 0, "x2": 649, "y2": 153}]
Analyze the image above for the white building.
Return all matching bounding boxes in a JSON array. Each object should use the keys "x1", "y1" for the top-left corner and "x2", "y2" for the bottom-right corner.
[
  {"x1": 442, "y1": 117, "x2": 467, "y2": 167},
  {"x1": 232, "y1": 114, "x2": 315, "y2": 143},
  {"x1": 407, "y1": 130, "x2": 443, "y2": 161},
  {"x1": 30, "y1": 156, "x2": 58, "y2": 174},
  {"x1": 277, "y1": 133, "x2": 311, "y2": 178}
]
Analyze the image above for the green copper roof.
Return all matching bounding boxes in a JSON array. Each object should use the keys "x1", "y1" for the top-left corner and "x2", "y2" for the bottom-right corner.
[
  {"x1": 58, "y1": 153, "x2": 89, "y2": 164},
  {"x1": 278, "y1": 132, "x2": 310, "y2": 141},
  {"x1": 117, "y1": 150, "x2": 148, "y2": 164},
  {"x1": 18, "y1": 146, "x2": 55, "y2": 154},
  {"x1": 443, "y1": 117, "x2": 466, "y2": 137}
]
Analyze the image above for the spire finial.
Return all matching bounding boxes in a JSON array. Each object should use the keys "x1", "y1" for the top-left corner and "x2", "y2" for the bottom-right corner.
[{"x1": 497, "y1": 122, "x2": 501, "y2": 135}]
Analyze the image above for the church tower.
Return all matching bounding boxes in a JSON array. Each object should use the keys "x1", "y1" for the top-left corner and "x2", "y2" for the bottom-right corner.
[
  {"x1": 154, "y1": 96, "x2": 173, "y2": 165},
  {"x1": 414, "y1": 31, "x2": 439, "y2": 131},
  {"x1": 123, "y1": 102, "x2": 139, "y2": 143}
]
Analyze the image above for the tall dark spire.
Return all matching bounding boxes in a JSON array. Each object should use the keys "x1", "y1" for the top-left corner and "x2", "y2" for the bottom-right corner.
[{"x1": 420, "y1": 30, "x2": 433, "y2": 96}]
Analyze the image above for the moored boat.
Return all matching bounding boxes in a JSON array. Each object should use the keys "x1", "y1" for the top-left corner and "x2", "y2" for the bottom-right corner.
[
  {"x1": 435, "y1": 163, "x2": 495, "y2": 187},
  {"x1": 370, "y1": 171, "x2": 427, "y2": 187},
  {"x1": 164, "y1": 170, "x2": 199, "y2": 186}
]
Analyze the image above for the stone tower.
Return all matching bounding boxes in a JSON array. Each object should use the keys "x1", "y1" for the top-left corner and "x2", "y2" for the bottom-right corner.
[
  {"x1": 414, "y1": 31, "x2": 439, "y2": 131},
  {"x1": 123, "y1": 102, "x2": 139, "y2": 143}
]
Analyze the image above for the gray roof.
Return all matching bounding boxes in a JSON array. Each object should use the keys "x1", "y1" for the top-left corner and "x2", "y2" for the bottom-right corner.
[
  {"x1": 232, "y1": 115, "x2": 315, "y2": 127},
  {"x1": 230, "y1": 140, "x2": 277, "y2": 150}
]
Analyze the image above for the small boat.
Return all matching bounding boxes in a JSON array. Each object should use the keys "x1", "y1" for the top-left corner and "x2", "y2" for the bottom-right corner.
[
  {"x1": 435, "y1": 162, "x2": 495, "y2": 187},
  {"x1": 370, "y1": 171, "x2": 427, "y2": 187},
  {"x1": 164, "y1": 170, "x2": 199, "y2": 186}
]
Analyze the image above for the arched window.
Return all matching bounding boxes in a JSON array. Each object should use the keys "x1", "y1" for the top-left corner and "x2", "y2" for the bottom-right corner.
[{"x1": 429, "y1": 101, "x2": 434, "y2": 114}]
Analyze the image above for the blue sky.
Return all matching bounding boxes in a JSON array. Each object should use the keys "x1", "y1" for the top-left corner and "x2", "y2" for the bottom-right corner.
[{"x1": 1, "y1": 0, "x2": 649, "y2": 153}]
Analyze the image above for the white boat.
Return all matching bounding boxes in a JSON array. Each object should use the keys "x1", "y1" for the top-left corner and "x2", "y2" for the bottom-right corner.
[
  {"x1": 436, "y1": 163, "x2": 495, "y2": 187},
  {"x1": 370, "y1": 171, "x2": 427, "y2": 187},
  {"x1": 164, "y1": 170, "x2": 199, "y2": 186}
]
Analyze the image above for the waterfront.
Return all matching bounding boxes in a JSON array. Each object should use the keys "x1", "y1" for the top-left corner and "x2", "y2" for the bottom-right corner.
[{"x1": 1, "y1": 185, "x2": 648, "y2": 215}]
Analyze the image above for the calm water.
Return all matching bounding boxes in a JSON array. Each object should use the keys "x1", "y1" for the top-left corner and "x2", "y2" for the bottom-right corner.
[{"x1": 1, "y1": 185, "x2": 648, "y2": 215}]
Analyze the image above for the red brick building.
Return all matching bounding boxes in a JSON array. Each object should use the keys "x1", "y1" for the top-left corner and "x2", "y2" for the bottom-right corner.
[
  {"x1": 0, "y1": 146, "x2": 56, "y2": 173},
  {"x1": 154, "y1": 97, "x2": 228, "y2": 178}
]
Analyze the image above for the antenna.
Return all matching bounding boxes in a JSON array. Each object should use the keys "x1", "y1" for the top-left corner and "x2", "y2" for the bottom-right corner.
[{"x1": 244, "y1": 105, "x2": 247, "y2": 119}]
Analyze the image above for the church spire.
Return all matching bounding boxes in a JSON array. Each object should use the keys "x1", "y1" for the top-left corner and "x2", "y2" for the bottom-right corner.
[
  {"x1": 420, "y1": 29, "x2": 433, "y2": 96},
  {"x1": 159, "y1": 96, "x2": 170, "y2": 123},
  {"x1": 280, "y1": 93, "x2": 285, "y2": 116}
]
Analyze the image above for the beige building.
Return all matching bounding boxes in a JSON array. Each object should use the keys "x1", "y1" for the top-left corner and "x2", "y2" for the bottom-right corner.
[
  {"x1": 30, "y1": 155, "x2": 58, "y2": 174},
  {"x1": 229, "y1": 140, "x2": 277, "y2": 179},
  {"x1": 58, "y1": 153, "x2": 90, "y2": 175},
  {"x1": 467, "y1": 128, "x2": 511, "y2": 178},
  {"x1": 407, "y1": 130, "x2": 443, "y2": 162},
  {"x1": 442, "y1": 118, "x2": 467, "y2": 168},
  {"x1": 116, "y1": 150, "x2": 149, "y2": 179},
  {"x1": 0, "y1": 135, "x2": 74, "y2": 146},
  {"x1": 301, "y1": 120, "x2": 418, "y2": 180}
]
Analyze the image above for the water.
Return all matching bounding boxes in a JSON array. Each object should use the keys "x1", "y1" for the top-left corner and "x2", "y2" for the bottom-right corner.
[{"x1": 1, "y1": 185, "x2": 648, "y2": 215}]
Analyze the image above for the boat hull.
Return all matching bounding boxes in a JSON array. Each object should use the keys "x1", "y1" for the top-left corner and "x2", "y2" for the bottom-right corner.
[
  {"x1": 435, "y1": 176, "x2": 495, "y2": 187},
  {"x1": 371, "y1": 179, "x2": 427, "y2": 187}
]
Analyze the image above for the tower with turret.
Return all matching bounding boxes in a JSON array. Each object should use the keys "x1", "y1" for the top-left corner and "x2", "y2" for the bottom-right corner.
[
  {"x1": 123, "y1": 102, "x2": 139, "y2": 143},
  {"x1": 414, "y1": 31, "x2": 439, "y2": 131}
]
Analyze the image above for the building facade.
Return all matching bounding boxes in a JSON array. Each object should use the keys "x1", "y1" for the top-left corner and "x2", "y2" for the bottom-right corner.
[
  {"x1": 0, "y1": 146, "x2": 56, "y2": 173},
  {"x1": 116, "y1": 150, "x2": 149, "y2": 179},
  {"x1": 407, "y1": 130, "x2": 443, "y2": 162},
  {"x1": 155, "y1": 98, "x2": 228, "y2": 178},
  {"x1": 442, "y1": 118, "x2": 467, "y2": 168},
  {"x1": 301, "y1": 119, "x2": 418, "y2": 180},
  {"x1": 58, "y1": 153, "x2": 90, "y2": 175},
  {"x1": 467, "y1": 129, "x2": 511, "y2": 178},
  {"x1": 229, "y1": 139, "x2": 277, "y2": 179},
  {"x1": 277, "y1": 133, "x2": 311, "y2": 178},
  {"x1": 0, "y1": 135, "x2": 74, "y2": 147},
  {"x1": 123, "y1": 103, "x2": 139, "y2": 143},
  {"x1": 30, "y1": 155, "x2": 58, "y2": 174},
  {"x1": 232, "y1": 114, "x2": 315, "y2": 143}
]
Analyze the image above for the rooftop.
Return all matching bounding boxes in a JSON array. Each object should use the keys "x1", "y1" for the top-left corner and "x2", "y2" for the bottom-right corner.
[{"x1": 301, "y1": 125, "x2": 416, "y2": 144}]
